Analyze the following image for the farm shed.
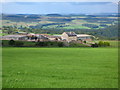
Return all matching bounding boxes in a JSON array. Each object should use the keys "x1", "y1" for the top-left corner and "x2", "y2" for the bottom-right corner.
[
  {"x1": 42, "y1": 34, "x2": 61, "y2": 41},
  {"x1": 1, "y1": 35, "x2": 28, "y2": 40},
  {"x1": 77, "y1": 34, "x2": 94, "y2": 41},
  {"x1": 35, "y1": 34, "x2": 49, "y2": 41}
]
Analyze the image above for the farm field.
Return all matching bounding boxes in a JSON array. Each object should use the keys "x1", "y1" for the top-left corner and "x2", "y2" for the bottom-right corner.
[
  {"x1": 2, "y1": 47, "x2": 118, "y2": 88},
  {"x1": 2, "y1": 14, "x2": 117, "y2": 30}
]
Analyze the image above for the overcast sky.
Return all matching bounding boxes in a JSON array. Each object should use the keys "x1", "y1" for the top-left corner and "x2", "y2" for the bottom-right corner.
[{"x1": 1, "y1": 1, "x2": 118, "y2": 14}]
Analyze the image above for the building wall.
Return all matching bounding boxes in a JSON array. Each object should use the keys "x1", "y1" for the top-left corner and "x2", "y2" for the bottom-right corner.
[
  {"x1": 61, "y1": 32, "x2": 77, "y2": 42},
  {"x1": 61, "y1": 32, "x2": 69, "y2": 41},
  {"x1": 49, "y1": 38, "x2": 56, "y2": 41},
  {"x1": 68, "y1": 36, "x2": 77, "y2": 42},
  {"x1": 77, "y1": 36, "x2": 92, "y2": 41}
]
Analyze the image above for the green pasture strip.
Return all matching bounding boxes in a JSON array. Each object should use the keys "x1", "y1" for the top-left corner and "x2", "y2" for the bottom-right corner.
[{"x1": 2, "y1": 47, "x2": 118, "y2": 88}]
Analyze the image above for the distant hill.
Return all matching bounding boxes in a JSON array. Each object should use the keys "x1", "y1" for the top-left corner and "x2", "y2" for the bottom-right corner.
[{"x1": 46, "y1": 14, "x2": 62, "y2": 17}]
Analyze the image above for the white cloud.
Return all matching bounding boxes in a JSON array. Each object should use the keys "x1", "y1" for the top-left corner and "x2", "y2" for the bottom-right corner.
[{"x1": 0, "y1": 0, "x2": 119, "y2": 3}]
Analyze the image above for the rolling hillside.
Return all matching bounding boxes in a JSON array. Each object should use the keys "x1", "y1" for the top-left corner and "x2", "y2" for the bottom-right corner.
[{"x1": 1, "y1": 14, "x2": 118, "y2": 39}]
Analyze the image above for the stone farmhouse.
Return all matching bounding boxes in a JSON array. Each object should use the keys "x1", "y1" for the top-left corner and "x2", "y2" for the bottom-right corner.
[
  {"x1": 61, "y1": 32, "x2": 94, "y2": 42},
  {"x1": 61, "y1": 32, "x2": 77, "y2": 42}
]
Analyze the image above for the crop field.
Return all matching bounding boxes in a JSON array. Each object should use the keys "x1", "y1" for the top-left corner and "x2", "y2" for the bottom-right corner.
[{"x1": 2, "y1": 47, "x2": 118, "y2": 88}]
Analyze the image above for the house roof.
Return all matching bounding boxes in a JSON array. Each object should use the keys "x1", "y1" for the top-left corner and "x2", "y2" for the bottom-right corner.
[{"x1": 64, "y1": 32, "x2": 77, "y2": 37}]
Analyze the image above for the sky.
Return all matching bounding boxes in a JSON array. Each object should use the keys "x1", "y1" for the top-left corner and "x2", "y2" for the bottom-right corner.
[
  {"x1": 1, "y1": 1, "x2": 119, "y2": 14},
  {"x1": 0, "y1": 0, "x2": 119, "y2": 2}
]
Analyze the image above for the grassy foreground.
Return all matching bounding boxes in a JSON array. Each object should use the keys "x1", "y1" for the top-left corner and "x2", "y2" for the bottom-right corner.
[{"x1": 2, "y1": 47, "x2": 118, "y2": 88}]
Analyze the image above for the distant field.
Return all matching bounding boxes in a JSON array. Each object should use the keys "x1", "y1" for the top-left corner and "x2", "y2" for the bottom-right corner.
[
  {"x1": 1, "y1": 20, "x2": 38, "y2": 27},
  {"x1": 0, "y1": 33, "x2": 8, "y2": 36},
  {"x1": 2, "y1": 47, "x2": 118, "y2": 88},
  {"x1": 2, "y1": 15, "x2": 116, "y2": 29}
]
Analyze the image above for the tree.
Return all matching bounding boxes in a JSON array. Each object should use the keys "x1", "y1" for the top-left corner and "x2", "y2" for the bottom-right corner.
[
  {"x1": 8, "y1": 39, "x2": 15, "y2": 46},
  {"x1": 91, "y1": 43, "x2": 98, "y2": 48},
  {"x1": 104, "y1": 42, "x2": 110, "y2": 46},
  {"x1": 98, "y1": 41, "x2": 104, "y2": 47},
  {"x1": 98, "y1": 41, "x2": 110, "y2": 47},
  {"x1": 83, "y1": 41, "x2": 86, "y2": 43}
]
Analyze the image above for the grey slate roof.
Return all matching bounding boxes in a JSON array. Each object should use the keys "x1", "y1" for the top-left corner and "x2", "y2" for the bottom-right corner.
[{"x1": 65, "y1": 32, "x2": 77, "y2": 36}]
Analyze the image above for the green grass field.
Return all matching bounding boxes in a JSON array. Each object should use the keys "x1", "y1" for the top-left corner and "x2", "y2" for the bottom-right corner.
[{"x1": 2, "y1": 47, "x2": 118, "y2": 88}]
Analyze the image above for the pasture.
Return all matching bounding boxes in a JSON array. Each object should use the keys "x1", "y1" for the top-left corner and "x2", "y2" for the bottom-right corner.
[{"x1": 2, "y1": 47, "x2": 118, "y2": 88}]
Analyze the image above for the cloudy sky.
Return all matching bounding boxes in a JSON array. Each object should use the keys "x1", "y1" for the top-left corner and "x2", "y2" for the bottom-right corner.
[{"x1": 1, "y1": 0, "x2": 119, "y2": 14}]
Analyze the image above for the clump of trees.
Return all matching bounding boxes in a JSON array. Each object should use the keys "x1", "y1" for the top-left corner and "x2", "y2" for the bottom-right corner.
[
  {"x1": 36, "y1": 41, "x2": 64, "y2": 47},
  {"x1": 91, "y1": 43, "x2": 98, "y2": 48},
  {"x1": 3, "y1": 40, "x2": 110, "y2": 48},
  {"x1": 91, "y1": 41, "x2": 110, "y2": 47},
  {"x1": 8, "y1": 39, "x2": 15, "y2": 46},
  {"x1": 8, "y1": 40, "x2": 24, "y2": 47},
  {"x1": 98, "y1": 41, "x2": 110, "y2": 47}
]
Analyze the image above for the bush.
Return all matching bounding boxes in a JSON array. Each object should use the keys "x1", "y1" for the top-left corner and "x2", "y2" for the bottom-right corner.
[
  {"x1": 98, "y1": 41, "x2": 104, "y2": 47},
  {"x1": 98, "y1": 41, "x2": 110, "y2": 47},
  {"x1": 91, "y1": 43, "x2": 98, "y2": 48},
  {"x1": 83, "y1": 41, "x2": 86, "y2": 43},
  {"x1": 8, "y1": 39, "x2": 15, "y2": 46},
  {"x1": 58, "y1": 42, "x2": 64, "y2": 47},
  {"x1": 104, "y1": 42, "x2": 110, "y2": 46},
  {"x1": 36, "y1": 41, "x2": 64, "y2": 47},
  {"x1": 15, "y1": 41, "x2": 24, "y2": 46},
  {"x1": 69, "y1": 42, "x2": 78, "y2": 47},
  {"x1": 69, "y1": 42, "x2": 89, "y2": 47}
]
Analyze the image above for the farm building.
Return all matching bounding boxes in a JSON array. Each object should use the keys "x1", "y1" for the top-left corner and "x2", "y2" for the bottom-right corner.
[
  {"x1": 42, "y1": 34, "x2": 61, "y2": 41},
  {"x1": 61, "y1": 32, "x2": 95, "y2": 42},
  {"x1": 61, "y1": 32, "x2": 77, "y2": 42},
  {"x1": 35, "y1": 34, "x2": 49, "y2": 41},
  {"x1": 77, "y1": 34, "x2": 94, "y2": 41},
  {"x1": 1, "y1": 35, "x2": 28, "y2": 40}
]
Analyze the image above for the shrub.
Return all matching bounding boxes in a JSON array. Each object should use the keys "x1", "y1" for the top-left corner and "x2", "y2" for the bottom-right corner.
[
  {"x1": 83, "y1": 41, "x2": 86, "y2": 43},
  {"x1": 8, "y1": 39, "x2": 15, "y2": 46},
  {"x1": 91, "y1": 43, "x2": 98, "y2": 48},
  {"x1": 15, "y1": 41, "x2": 24, "y2": 46},
  {"x1": 104, "y1": 42, "x2": 110, "y2": 46},
  {"x1": 58, "y1": 42, "x2": 64, "y2": 47},
  {"x1": 69, "y1": 42, "x2": 89, "y2": 47},
  {"x1": 98, "y1": 41, "x2": 104, "y2": 47},
  {"x1": 36, "y1": 41, "x2": 64, "y2": 47},
  {"x1": 98, "y1": 41, "x2": 110, "y2": 47},
  {"x1": 69, "y1": 42, "x2": 77, "y2": 47}
]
